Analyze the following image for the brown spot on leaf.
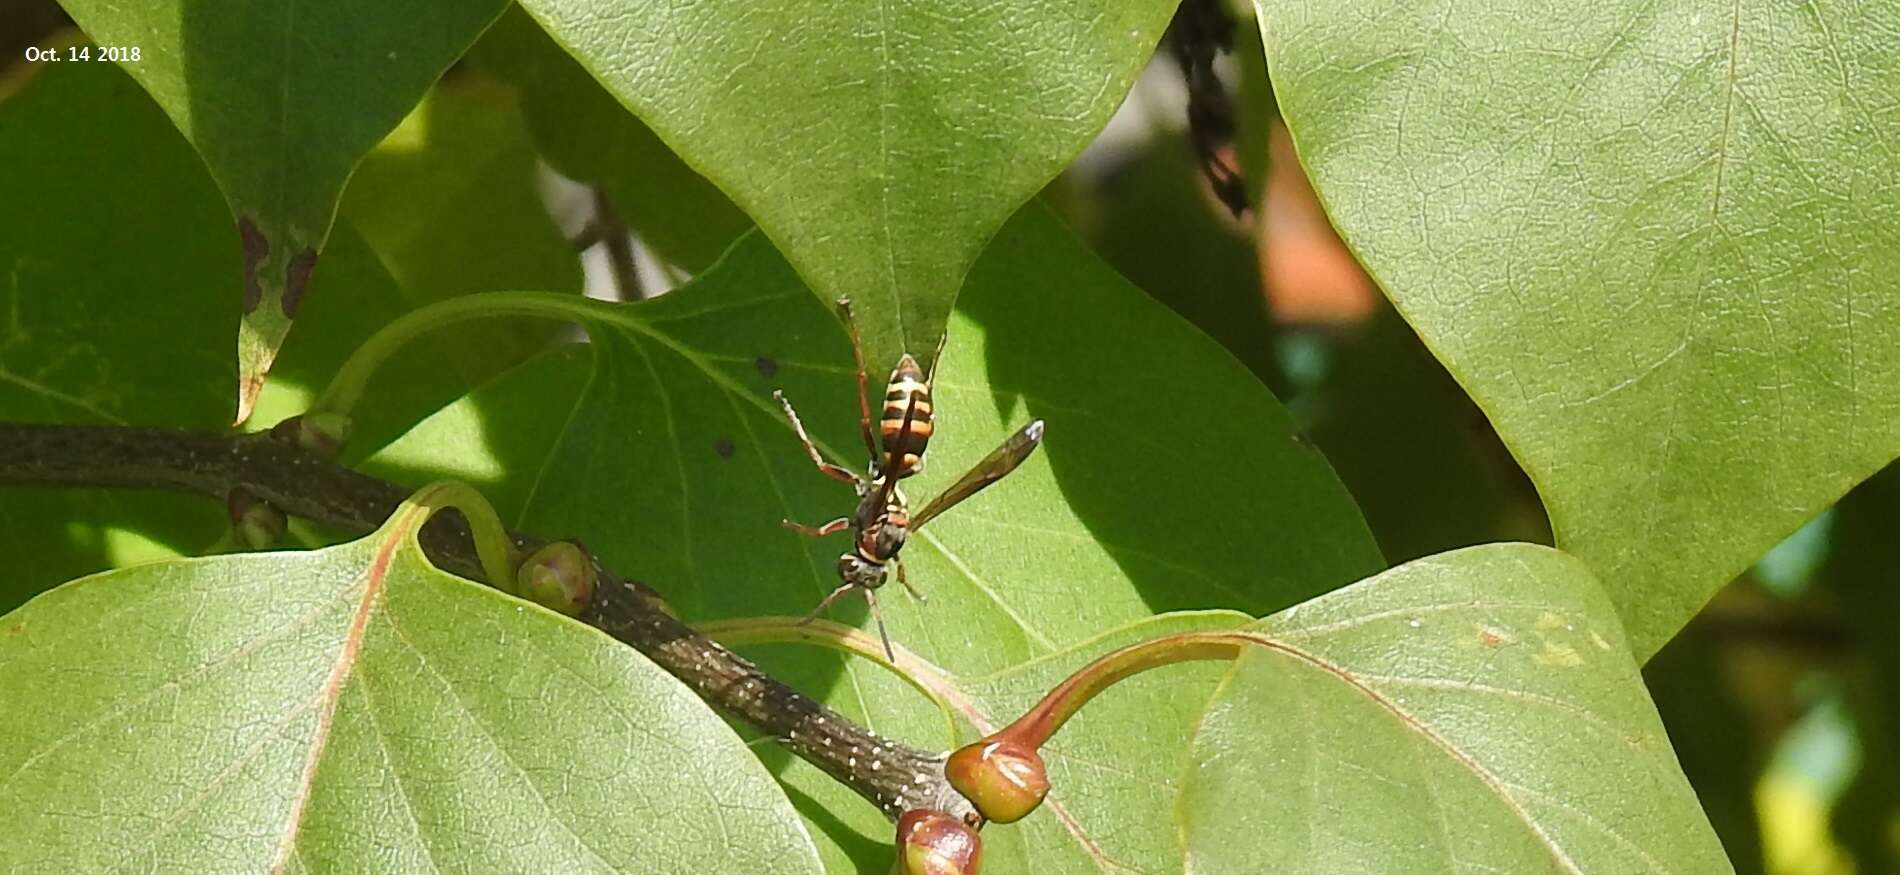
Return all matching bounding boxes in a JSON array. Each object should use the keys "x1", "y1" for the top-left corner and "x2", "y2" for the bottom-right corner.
[
  {"x1": 239, "y1": 217, "x2": 269, "y2": 313},
  {"x1": 714, "y1": 437, "x2": 736, "y2": 458},
  {"x1": 755, "y1": 356, "x2": 779, "y2": 379},
  {"x1": 283, "y1": 247, "x2": 318, "y2": 317}
]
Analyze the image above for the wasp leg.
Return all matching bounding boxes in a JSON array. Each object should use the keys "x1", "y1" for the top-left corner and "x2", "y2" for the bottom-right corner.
[
  {"x1": 863, "y1": 586, "x2": 895, "y2": 661},
  {"x1": 836, "y1": 297, "x2": 879, "y2": 461},
  {"x1": 782, "y1": 517, "x2": 850, "y2": 537},
  {"x1": 774, "y1": 390, "x2": 861, "y2": 486},
  {"x1": 799, "y1": 581, "x2": 860, "y2": 624},
  {"x1": 894, "y1": 558, "x2": 927, "y2": 603}
]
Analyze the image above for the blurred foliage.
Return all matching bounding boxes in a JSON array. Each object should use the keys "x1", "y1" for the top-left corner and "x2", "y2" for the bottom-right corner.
[
  {"x1": 1818, "y1": 464, "x2": 1900, "y2": 873},
  {"x1": 1304, "y1": 310, "x2": 1550, "y2": 564},
  {"x1": 1052, "y1": 128, "x2": 1286, "y2": 394},
  {"x1": 1648, "y1": 621, "x2": 1769, "y2": 874}
]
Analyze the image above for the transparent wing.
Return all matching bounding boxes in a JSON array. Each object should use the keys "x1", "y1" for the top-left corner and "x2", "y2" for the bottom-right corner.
[{"x1": 910, "y1": 419, "x2": 1045, "y2": 531}]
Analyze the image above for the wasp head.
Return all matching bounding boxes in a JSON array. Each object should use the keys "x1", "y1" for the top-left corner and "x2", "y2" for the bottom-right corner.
[{"x1": 838, "y1": 553, "x2": 888, "y2": 590}]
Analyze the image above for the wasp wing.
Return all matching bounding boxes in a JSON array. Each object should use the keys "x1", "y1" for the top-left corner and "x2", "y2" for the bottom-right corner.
[{"x1": 910, "y1": 419, "x2": 1045, "y2": 531}]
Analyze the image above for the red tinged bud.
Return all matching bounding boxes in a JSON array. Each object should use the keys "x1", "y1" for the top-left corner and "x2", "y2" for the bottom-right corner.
[
  {"x1": 516, "y1": 541, "x2": 597, "y2": 616},
  {"x1": 945, "y1": 739, "x2": 1049, "y2": 824},
  {"x1": 893, "y1": 809, "x2": 983, "y2": 875}
]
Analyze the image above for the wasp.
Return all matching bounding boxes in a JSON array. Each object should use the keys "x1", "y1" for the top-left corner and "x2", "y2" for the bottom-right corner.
[{"x1": 773, "y1": 298, "x2": 1044, "y2": 658}]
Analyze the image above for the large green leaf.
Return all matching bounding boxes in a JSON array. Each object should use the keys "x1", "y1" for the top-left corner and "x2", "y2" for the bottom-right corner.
[
  {"x1": 0, "y1": 488, "x2": 822, "y2": 873},
  {"x1": 56, "y1": 0, "x2": 509, "y2": 420},
  {"x1": 1180, "y1": 544, "x2": 1731, "y2": 873},
  {"x1": 512, "y1": 0, "x2": 1182, "y2": 368},
  {"x1": 366, "y1": 201, "x2": 1384, "y2": 869},
  {"x1": 1255, "y1": 0, "x2": 1900, "y2": 658}
]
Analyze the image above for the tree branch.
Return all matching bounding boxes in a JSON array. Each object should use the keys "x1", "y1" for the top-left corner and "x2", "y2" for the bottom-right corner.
[{"x1": 0, "y1": 421, "x2": 974, "y2": 822}]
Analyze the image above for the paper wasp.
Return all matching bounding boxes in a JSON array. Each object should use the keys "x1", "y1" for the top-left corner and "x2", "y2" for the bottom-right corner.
[{"x1": 773, "y1": 298, "x2": 1044, "y2": 658}]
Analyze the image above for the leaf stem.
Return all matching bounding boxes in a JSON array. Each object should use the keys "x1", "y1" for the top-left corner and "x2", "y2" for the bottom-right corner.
[
  {"x1": 401, "y1": 481, "x2": 520, "y2": 594},
  {"x1": 946, "y1": 630, "x2": 1257, "y2": 823},
  {"x1": 994, "y1": 630, "x2": 1252, "y2": 749},
  {"x1": 311, "y1": 291, "x2": 623, "y2": 420}
]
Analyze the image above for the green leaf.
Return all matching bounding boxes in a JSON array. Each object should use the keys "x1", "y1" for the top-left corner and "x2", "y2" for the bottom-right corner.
[
  {"x1": 0, "y1": 489, "x2": 822, "y2": 873},
  {"x1": 366, "y1": 201, "x2": 1383, "y2": 869},
  {"x1": 0, "y1": 59, "x2": 564, "y2": 608},
  {"x1": 0, "y1": 59, "x2": 232, "y2": 610},
  {"x1": 257, "y1": 220, "x2": 570, "y2": 467},
  {"x1": 1255, "y1": 0, "x2": 1900, "y2": 658},
  {"x1": 465, "y1": 7, "x2": 751, "y2": 274},
  {"x1": 1179, "y1": 544, "x2": 1731, "y2": 873},
  {"x1": 513, "y1": 0, "x2": 1182, "y2": 368},
  {"x1": 311, "y1": 70, "x2": 582, "y2": 459},
  {"x1": 56, "y1": 0, "x2": 509, "y2": 420},
  {"x1": 369, "y1": 201, "x2": 1380, "y2": 651}
]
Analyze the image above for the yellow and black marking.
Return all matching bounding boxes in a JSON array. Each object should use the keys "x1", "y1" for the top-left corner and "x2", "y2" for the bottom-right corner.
[{"x1": 878, "y1": 354, "x2": 934, "y2": 477}]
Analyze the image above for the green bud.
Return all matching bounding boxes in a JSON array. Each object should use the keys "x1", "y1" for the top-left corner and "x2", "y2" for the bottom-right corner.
[{"x1": 516, "y1": 541, "x2": 597, "y2": 616}]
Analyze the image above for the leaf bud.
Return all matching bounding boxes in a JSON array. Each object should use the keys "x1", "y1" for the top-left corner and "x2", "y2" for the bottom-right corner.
[
  {"x1": 892, "y1": 808, "x2": 983, "y2": 875},
  {"x1": 945, "y1": 738, "x2": 1048, "y2": 824},
  {"x1": 226, "y1": 489, "x2": 286, "y2": 549},
  {"x1": 516, "y1": 541, "x2": 596, "y2": 616}
]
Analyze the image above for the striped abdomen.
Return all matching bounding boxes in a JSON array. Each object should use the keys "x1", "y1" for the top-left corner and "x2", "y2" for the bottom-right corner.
[{"x1": 878, "y1": 353, "x2": 933, "y2": 478}]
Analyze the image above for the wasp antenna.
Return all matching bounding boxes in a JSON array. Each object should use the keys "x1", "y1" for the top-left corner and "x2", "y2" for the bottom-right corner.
[
  {"x1": 865, "y1": 587, "x2": 895, "y2": 661},
  {"x1": 1024, "y1": 419, "x2": 1046, "y2": 443},
  {"x1": 836, "y1": 298, "x2": 877, "y2": 459},
  {"x1": 925, "y1": 328, "x2": 949, "y2": 385}
]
